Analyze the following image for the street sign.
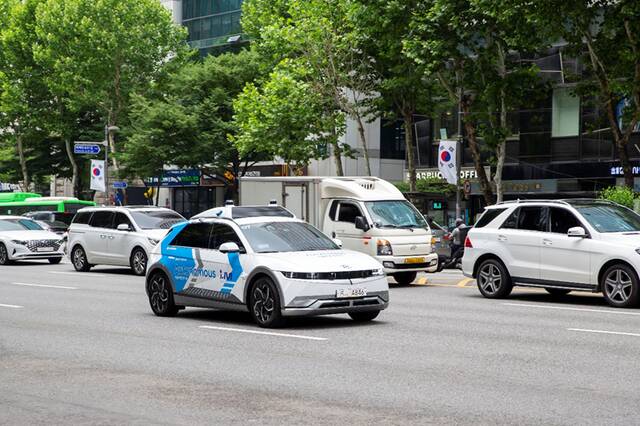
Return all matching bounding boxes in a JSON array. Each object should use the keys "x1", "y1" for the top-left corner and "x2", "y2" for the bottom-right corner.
[
  {"x1": 112, "y1": 181, "x2": 128, "y2": 189},
  {"x1": 463, "y1": 179, "x2": 471, "y2": 195},
  {"x1": 74, "y1": 144, "x2": 101, "y2": 155}
]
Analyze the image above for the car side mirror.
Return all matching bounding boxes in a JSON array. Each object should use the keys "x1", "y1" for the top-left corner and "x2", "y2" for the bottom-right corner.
[
  {"x1": 219, "y1": 242, "x2": 240, "y2": 253},
  {"x1": 117, "y1": 223, "x2": 131, "y2": 231},
  {"x1": 332, "y1": 238, "x2": 343, "y2": 248},
  {"x1": 567, "y1": 226, "x2": 587, "y2": 238},
  {"x1": 354, "y1": 216, "x2": 370, "y2": 232}
]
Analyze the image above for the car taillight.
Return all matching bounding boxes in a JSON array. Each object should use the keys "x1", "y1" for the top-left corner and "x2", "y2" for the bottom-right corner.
[{"x1": 464, "y1": 236, "x2": 473, "y2": 248}]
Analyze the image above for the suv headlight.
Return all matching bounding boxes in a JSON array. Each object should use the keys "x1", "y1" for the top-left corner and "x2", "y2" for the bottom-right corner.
[
  {"x1": 11, "y1": 240, "x2": 28, "y2": 245},
  {"x1": 377, "y1": 239, "x2": 393, "y2": 256},
  {"x1": 148, "y1": 238, "x2": 160, "y2": 245},
  {"x1": 635, "y1": 248, "x2": 640, "y2": 256}
]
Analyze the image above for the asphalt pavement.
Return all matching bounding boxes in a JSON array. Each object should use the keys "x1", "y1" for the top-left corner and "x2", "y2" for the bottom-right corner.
[{"x1": 1, "y1": 261, "x2": 640, "y2": 425}]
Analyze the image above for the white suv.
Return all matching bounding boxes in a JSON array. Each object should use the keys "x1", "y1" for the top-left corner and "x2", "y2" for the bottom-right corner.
[
  {"x1": 462, "y1": 199, "x2": 640, "y2": 308},
  {"x1": 68, "y1": 206, "x2": 185, "y2": 275}
]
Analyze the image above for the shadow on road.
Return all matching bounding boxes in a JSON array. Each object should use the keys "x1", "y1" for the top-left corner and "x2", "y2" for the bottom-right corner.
[{"x1": 461, "y1": 288, "x2": 620, "y2": 308}]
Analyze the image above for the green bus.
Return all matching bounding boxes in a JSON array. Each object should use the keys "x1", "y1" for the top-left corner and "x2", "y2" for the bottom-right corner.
[{"x1": 0, "y1": 192, "x2": 96, "y2": 221}]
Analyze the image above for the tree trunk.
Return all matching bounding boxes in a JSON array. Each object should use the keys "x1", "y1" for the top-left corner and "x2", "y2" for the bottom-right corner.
[
  {"x1": 604, "y1": 96, "x2": 634, "y2": 188},
  {"x1": 403, "y1": 112, "x2": 417, "y2": 192},
  {"x1": 355, "y1": 115, "x2": 372, "y2": 176},
  {"x1": 461, "y1": 100, "x2": 493, "y2": 205},
  {"x1": 331, "y1": 124, "x2": 344, "y2": 176},
  {"x1": 16, "y1": 134, "x2": 30, "y2": 191},
  {"x1": 494, "y1": 42, "x2": 508, "y2": 203},
  {"x1": 494, "y1": 142, "x2": 506, "y2": 204},
  {"x1": 64, "y1": 137, "x2": 79, "y2": 197}
]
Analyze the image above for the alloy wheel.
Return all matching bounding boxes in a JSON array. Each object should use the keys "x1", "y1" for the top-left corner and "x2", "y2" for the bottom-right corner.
[
  {"x1": 0, "y1": 244, "x2": 7, "y2": 264},
  {"x1": 149, "y1": 274, "x2": 169, "y2": 313},
  {"x1": 73, "y1": 247, "x2": 85, "y2": 270},
  {"x1": 252, "y1": 281, "x2": 275, "y2": 324},
  {"x1": 604, "y1": 269, "x2": 633, "y2": 304},
  {"x1": 478, "y1": 263, "x2": 502, "y2": 295},
  {"x1": 132, "y1": 250, "x2": 147, "y2": 275}
]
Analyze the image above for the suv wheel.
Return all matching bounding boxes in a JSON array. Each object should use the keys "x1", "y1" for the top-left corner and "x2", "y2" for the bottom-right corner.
[
  {"x1": 71, "y1": 246, "x2": 91, "y2": 272},
  {"x1": 0, "y1": 243, "x2": 12, "y2": 265},
  {"x1": 545, "y1": 288, "x2": 570, "y2": 296},
  {"x1": 349, "y1": 311, "x2": 380, "y2": 322},
  {"x1": 476, "y1": 259, "x2": 513, "y2": 299},
  {"x1": 147, "y1": 271, "x2": 178, "y2": 316},
  {"x1": 394, "y1": 272, "x2": 417, "y2": 285},
  {"x1": 249, "y1": 277, "x2": 284, "y2": 328},
  {"x1": 130, "y1": 248, "x2": 147, "y2": 276},
  {"x1": 602, "y1": 264, "x2": 639, "y2": 308}
]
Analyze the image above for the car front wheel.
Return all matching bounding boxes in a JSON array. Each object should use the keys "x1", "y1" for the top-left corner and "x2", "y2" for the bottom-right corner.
[
  {"x1": 394, "y1": 272, "x2": 417, "y2": 285},
  {"x1": 130, "y1": 248, "x2": 147, "y2": 276},
  {"x1": 249, "y1": 277, "x2": 284, "y2": 328},
  {"x1": 48, "y1": 258, "x2": 62, "y2": 265},
  {"x1": 476, "y1": 259, "x2": 513, "y2": 299},
  {"x1": 147, "y1": 272, "x2": 179, "y2": 317},
  {"x1": 602, "y1": 264, "x2": 639, "y2": 308},
  {"x1": 349, "y1": 311, "x2": 380, "y2": 322},
  {"x1": 0, "y1": 243, "x2": 12, "y2": 265}
]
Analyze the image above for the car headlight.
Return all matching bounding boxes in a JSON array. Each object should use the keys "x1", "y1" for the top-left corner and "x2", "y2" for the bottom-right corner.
[
  {"x1": 635, "y1": 248, "x2": 640, "y2": 256},
  {"x1": 11, "y1": 240, "x2": 28, "y2": 245},
  {"x1": 377, "y1": 239, "x2": 393, "y2": 256},
  {"x1": 148, "y1": 238, "x2": 160, "y2": 245},
  {"x1": 372, "y1": 268, "x2": 385, "y2": 276}
]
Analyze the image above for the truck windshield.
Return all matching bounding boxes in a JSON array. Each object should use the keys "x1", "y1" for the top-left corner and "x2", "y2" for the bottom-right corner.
[
  {"x1": 240, "y1": 221, "x2": 339, "y2": 253},
  {"x1": 365, "y1": 200, "x2": 428, "y2": 229}
]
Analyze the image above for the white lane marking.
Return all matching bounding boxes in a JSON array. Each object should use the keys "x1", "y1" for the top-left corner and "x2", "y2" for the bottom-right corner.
[
  {"x1": 11, "y1": 282, "x2": 77, "y2": 290},
  {"x1": 47, "y1": 271, "x2": 120, "y2": 278},
  {"x1": 503, "y1": 303, "x2": 640, "y2": 316},
  {"x1": 0, "y1": 303, "x2": 23, "y2": 309},
  {"x1": 568, "y1": 328, "x2": 640, "y2": 338},
  {"x1": 199, "y1": 325, "x2": 328, "y2": 341}
]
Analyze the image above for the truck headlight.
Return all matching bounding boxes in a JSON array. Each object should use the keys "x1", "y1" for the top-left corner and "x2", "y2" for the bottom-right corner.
[{"x1": 377, "y1": 239, "x2": 393, "y2": 256}]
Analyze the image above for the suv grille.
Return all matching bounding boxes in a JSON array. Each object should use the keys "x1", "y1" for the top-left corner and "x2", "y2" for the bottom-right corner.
[{"x1": 27, "y1": 239, "x2": 62, "y2": 252}]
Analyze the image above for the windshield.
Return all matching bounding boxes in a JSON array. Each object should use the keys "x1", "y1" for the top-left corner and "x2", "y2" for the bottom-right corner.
[
  {"x1": 129, "y1": 210, "x2": 185, "y2": 229},
  {"x1": 0, "y1": 218, "x2": 44, "y2": 231},
  {"x1": 574, "y1": 204, "x2": 640, "y2": 233},
  {"x1": 365, "y1": 200, "x2": 428, "y2": 229},
  {"x1": 240, "y1": 221, "x2": 339, "y2": 253}
]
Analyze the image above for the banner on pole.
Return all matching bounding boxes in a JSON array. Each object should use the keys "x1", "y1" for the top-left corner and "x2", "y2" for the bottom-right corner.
[
  {"x1": 90, "y1": 159, "x2": 106, "y2": 192},
  {"x1": 438, "y1": 140, "x2": 458, "y2": 185}
]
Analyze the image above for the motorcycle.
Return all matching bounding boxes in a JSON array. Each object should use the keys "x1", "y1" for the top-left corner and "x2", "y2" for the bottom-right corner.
[{"x1": 436, "y1": 226, "x2": 470, "y2": 272}]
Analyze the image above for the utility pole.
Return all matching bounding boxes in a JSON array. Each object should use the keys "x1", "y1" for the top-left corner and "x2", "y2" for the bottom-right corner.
[
  {"x1": 455, "y1": 79, "x2": 462, "y2": 221},
  {"x1": 104, "y1": 125, "x2": 109, "y2": 205}
]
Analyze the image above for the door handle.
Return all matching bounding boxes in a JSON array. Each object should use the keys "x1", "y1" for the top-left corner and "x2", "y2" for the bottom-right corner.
[
  {"x1": 100, "y1": 234, "x2": 106, "y2": 239},
  {"x1": 108, "y1": 235, "x2": 114, "y2": 240},
  {"x1": 498, "y1": 235, "x2": 507, "y2": 242},
  {"x1": 543, "y1": 239, "x2": 552, "y2": 246}
]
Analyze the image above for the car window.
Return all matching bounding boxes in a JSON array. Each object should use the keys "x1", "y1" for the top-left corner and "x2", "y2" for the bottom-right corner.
[
  {"x1": 73, "y1": 211, "x2": 92, "y2": 224},
  {"x1": 549, "y1": 208, "x2": 582, "y2": 234},
  {"x1": 89, "y1": 211, "x2": 114, "y2": 228},
  {"x1": 337, "y1": 203, "x2": 361, "y2": 224},
  {"x1": 169, "y1": 223, "x2": 212, "y2": 248},
  {"x1": 517, "y1": 206, "x2": 546, "y2": 231},
  {"x1": 211, "y1": 223, "x2": 245, "y2": 252},
  {"x1": 501, "y1": 209, "x2": 519, "y2": 229},
  {"x1": 475, "y1": 208, "x2": 507, "y2": 228},
  {"x1": 112, "y1": 212, "x2": 133, "y2": 229}
]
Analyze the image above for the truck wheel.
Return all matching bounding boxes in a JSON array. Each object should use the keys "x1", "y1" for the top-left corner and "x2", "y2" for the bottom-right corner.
[
  {"x1": 394, "y1": 272, "x2": 417, "y2": 286},
  {"x1": 349, "y1": 311, "x2": 380, "y2": 322}
]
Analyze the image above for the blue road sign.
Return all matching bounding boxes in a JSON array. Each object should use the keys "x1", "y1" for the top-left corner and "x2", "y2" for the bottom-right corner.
[
  {"x1": 74, "y1": 144, "x2": 101, "y2": 155},
  {"x1": 112, "y1": 181, "x2": 128, "y2": 189}
]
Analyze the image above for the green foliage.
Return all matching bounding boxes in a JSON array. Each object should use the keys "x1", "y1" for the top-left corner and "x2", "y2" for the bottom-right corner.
[
  {"x1": 121, "y1": 49, "x2": 269, "y2": 180},
  {"x1": 599, "y1": 186, "x2": 637, "y2": 209},
  {"x1": 395, "y1": 177, "x2": 457, "y2": 196}
]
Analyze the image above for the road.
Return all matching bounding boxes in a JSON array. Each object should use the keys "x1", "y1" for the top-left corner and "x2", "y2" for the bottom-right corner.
[{"x1": 1, "y1": 261, "x2": 639, "y2": 425}]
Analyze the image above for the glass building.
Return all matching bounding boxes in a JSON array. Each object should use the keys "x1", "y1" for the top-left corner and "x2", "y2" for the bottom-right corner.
[{"x1": 161, "y1": 0, "x2": 248, "y2": 56}]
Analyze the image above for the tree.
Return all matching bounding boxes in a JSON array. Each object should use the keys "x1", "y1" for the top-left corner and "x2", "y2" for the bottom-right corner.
[
  {"x1": 405, "y1": 0, "x2": 546, "y2": 203},
  {"x1": 349, "y1": 0, "x2": 439, "y2": 191},
  {"x1": 233, "y1": 63, "x2": 341, "y2": 173},
  {"x1": 531, "y1": 0, "x2": 640, "y2": 188},
  {"x1": 242, "y1": 0, "x2": 377, "y2": 175},
  {"x1": 121, "y1": 50, "x2": 269, "y2": 200},
  {"x1": 33, "y1": 0, "x2": 189, "y2": 184}
]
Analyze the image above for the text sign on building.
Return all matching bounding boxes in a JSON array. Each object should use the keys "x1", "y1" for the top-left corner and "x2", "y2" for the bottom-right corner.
[
  {"x1": 74, "y1": 144, "x2": 101, "y2": 155},
  {"x1": 112, "y1": 181, "x2": 128, "y2": 189},
  {"x1": 408, "y1": 167, "x2": 488, "y2": 182},
  {"x1": 144, "y1": 169, "x2": 200, "y2": 187}
]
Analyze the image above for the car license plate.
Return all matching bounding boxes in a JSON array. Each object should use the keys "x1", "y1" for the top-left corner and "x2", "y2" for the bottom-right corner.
[
  {"x1": 36, "y1": 247, "x2": 54, "y2": 252},
  {"x1": 405, "y1": 257, "x2": 425, "y2": 264},
  {"x1": 336, "y1": 288, "x2": 367, "y2": 298}
]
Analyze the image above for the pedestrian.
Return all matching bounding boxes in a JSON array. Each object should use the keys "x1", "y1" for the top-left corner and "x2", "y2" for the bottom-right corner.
[{"x1": 450, "y1": 218, "x2": 465, "y2": 257}]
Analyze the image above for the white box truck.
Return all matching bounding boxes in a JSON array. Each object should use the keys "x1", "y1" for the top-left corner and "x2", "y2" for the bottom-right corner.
[{"x1": 239, "y1": 176, "x2": 438, "y2": 284}]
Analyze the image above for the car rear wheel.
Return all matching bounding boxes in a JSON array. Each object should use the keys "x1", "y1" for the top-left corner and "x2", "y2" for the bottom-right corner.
[
  {"x1": 249, "y1": 277, "x2": 284, "y2": 328},
  {"x1": 0, "y1": 243, "x2": 12, "y2": 265},
  {"x1": 48, "y1": 258, "x2": 62, "y2": 265},
  {"x1": 545, "y1": 288, "x2": 571, "y2": 296},
  {"x1": 130, "y1": 248, "x2": 147, "y2": 276},
  {"x1": 394, "y1": 272, "x2": 417, "y2": 285},
  {"x1": 349, "y1": 311, "x2": 380, "y2": 322},
  {"x1": 71, "y1": 245, "x2": 91, "y2": 272},
  {"x1": 602, "y1": 264, "x2": 639, "y2": 308},
  {"x1": 147, "y1": 272, "x2": 179, "y2": 317},
  {"x1": 476, "y1": 259, "x2": 513, "y2": 299}
]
